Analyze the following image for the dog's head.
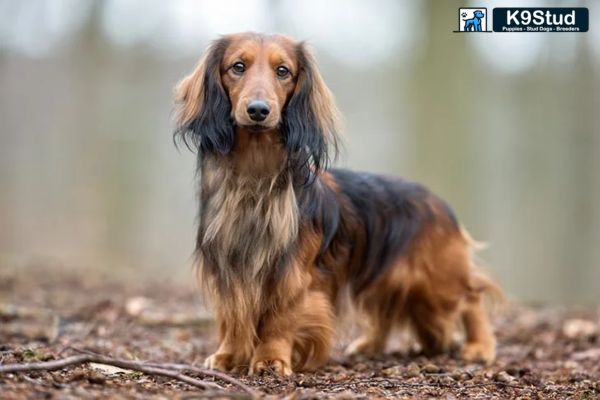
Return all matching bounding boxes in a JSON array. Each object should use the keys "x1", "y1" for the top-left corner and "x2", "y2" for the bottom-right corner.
[
  {"x1": 473, "y1": 10, "x2": 485, "y2": 19},
  {"x1": 174, "y1": 32, "x2": 340, "y2": 175}
]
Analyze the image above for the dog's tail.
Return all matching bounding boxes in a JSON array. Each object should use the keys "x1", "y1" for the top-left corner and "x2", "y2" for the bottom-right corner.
[{"x1": 461, "y1": 227, "x2": 504, "y2": 307}]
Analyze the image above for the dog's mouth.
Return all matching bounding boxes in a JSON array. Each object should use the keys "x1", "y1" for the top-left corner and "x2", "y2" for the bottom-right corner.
[{"x1": 238, "y1": 123, "x2": 274, "y2": 133}]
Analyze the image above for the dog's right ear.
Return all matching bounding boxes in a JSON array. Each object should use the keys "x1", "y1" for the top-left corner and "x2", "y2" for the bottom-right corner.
[{"x1": 174, "y1": 38, "x2": 233, "y2": 155}]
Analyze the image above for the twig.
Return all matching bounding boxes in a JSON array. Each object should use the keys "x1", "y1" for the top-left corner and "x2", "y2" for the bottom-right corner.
[
  {"x1": 0, "y1": 354, "x2": 87, "y2": 374},
  {"x1": 146, "y1": 362, "x2": 259, "y2": 397},
  {"x1": 57, "y1": 322, "x2": 98, "y2": 356},
  {"x1": 68, "y1": 347, "x2": 258, "y2": 397},
  {"x1": 0, "y1": 354, "x2": 233, "y2": 394}
]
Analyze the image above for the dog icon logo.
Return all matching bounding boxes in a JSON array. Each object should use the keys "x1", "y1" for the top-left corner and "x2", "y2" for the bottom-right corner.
[{"x1": 455, "y1": 8, "x2": 491, "y2": 32}]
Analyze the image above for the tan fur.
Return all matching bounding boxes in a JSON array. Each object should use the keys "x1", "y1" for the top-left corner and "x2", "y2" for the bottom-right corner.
[
  {"x1": 174, "y1": 46, "x2": 212, "y2": 129},
  {"x1": 198, "y1": 147, "x2": 299, "y2": 370},
  {"x1": 201, "y1": 158, "x2": 298, "y2": 279},
  {"x1": 175, "y1": 33, "x2": 500, "y2": 376},
  {"x1": 295, "y1": 45, "x2": 341, "y2": 153},
  {"x1": 346, "y1": 225, "x2": 499, "y2": 364}
]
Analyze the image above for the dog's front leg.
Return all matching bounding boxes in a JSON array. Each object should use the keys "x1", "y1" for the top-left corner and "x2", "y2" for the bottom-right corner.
[
  {"x1": 204, "y1": 316, "x2": 254, "y2": 373},
  {"x1": 249, "y1": 311, "x2": 294, "y2": 376}
]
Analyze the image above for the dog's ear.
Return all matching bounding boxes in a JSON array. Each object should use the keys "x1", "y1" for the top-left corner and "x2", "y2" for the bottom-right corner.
[
  {"x1": 282, "y1": 43, "x2": 340, "y2": 179},
  {"x1": 174, "y1": 38, "x2": 233, "y2": 155}
]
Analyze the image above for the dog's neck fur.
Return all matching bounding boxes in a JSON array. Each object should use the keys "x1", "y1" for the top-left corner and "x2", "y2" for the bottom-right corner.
[{"x1": 198, "y1": 127, "x2": 300, "y2": 285}]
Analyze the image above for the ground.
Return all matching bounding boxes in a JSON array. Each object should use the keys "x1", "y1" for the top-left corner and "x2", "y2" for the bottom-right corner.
[{"x1": 0, "y1": 266, "x2": 599, "y2": 399}]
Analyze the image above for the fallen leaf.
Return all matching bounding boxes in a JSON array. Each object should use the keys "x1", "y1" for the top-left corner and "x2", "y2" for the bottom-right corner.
[
  {"x1": 563, "y1": 319, "x2": 598, "y2": 339},
  {"x1": 571, "y1": 348, "x2": 600, "y2": 361},
  {"x1": 125, "y1": 296, "x2": 152, "y2": 317},
  {"x1": 89, "y1": 362, "x2": 133, "y2": 375}
]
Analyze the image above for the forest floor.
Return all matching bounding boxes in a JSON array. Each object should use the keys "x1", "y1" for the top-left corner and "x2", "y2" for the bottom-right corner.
[{"x1": 0, "y1": 266, "x2": 599, "y2": 399}]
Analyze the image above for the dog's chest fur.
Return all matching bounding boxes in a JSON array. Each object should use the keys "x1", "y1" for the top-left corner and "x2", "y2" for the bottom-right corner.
[{"x1": 199, "y1": 156, "x2": 299, "y2": 282}]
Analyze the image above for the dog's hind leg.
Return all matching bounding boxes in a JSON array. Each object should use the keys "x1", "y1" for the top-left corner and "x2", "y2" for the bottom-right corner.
[
  {"x1": 292, "y1": 290, "x2": 335, "y2": 370},
  {"x1": 461, "y1": 293, "x2": 495, "y2": 364},
  {"x1": 460, "y1": 271, "x2": 498, "y2": 364},
  {"x1": 408, "y1": 302, "x2": 457, "y2": 356},
  {"x1": 345, "y1": 309, "x2": 392, "y2": 356},
  {"x1": 345, "y1": 275, "x2": 406, "y2": 356}
]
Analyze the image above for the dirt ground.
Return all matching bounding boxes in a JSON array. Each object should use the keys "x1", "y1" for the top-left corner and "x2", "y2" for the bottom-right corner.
[{"x1": 0, "y1": 266, "x2": 599, "y2": 399}]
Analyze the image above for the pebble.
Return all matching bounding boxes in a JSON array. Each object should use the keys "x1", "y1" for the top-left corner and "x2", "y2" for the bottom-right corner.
[
  {"x1": 406, "y1": 363, "x2": 421, "y2": 378},
  {"x1": 382, "y1": 366, "x2": 402, "y2": 376},
  {"x1": 564, "y1": 360, "x2": 579, "y2": 369},
  {"x1": 451, "y1": 370, "x2": 465, "y2": 381},
  {"x1": 332, "y1": 390, "x2": 360, "y2": 399},
  {"x1": 494, "y1": 371, "x2": 516, "y2": 384},
  {"x1": 353, "y1": 362, "x2": 368, "y2": 372},
  {"x1": 87, "y1": 371, "x2": 106, "y2": 384},
  {"x1": 562, "y1": 319, "x2": 598, "y2": 339},
  {"x1": 422, "y1": 363, "x2": 440, "y2": 374},
  {"x1": 332, "y1": 373, "x2": 351, "y2": 382},
  {"x1": 440, "y1": 376, "x2": 455, "y2": 385}
]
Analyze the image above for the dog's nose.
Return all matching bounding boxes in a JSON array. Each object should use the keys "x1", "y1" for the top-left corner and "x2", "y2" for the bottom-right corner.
[{"x1": 246, "y1": 100, "x2": 270, "y2": 122}]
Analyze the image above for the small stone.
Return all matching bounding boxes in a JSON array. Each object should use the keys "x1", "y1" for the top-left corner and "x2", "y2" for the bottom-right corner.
[
  {"x1": 366, "y1": 387, "x2": 386, "y2": 397},
  {"x1": 563, "y1": 319, "x2": 598, "y2": 339},
  {"x1": 422, "y1": 363, "x2": 440, "y2": 374},
  {"x1": 405, "y1": 362, "x2": 421, "y2": 378},
  {"x1": 382, "y1": 366, "x2": 402, "y2": 376},
  {"x1": 451, "y1": 370, "x2": 464, "y2": 381},
  {"x1": 353, "y1": 362, "x2": 368, "y2": 372},
  {"x1": 494, "y1": 371, "x2": 515, "y2": 384},
  {"x1": 87, "y1": 371, "x2": 106, "y2": 384},
  {"x1": 441, "y1": 376, "x2": 455, "y2": 385},
  {"x1": 571, "y1": 348, "x2": 600, "y2": 361},
  {"x1": 564, "y1": 360, "x2": 579, "y2": 369},
  {"x1": 68, "y1": 369, "x2": 87, "y2": 382},
  {"x1": 332, "y1": 373, "x2": 350, "y2": 382},
  {"x1": 332, "y1": 390, "x2": 360, "y2": 399},
  {"x1": 125, "y1": 296, "x2": 151, "y2": 317}
]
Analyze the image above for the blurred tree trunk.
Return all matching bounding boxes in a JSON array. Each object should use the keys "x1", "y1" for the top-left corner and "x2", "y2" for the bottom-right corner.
[{"x1": 406, "y1": 0, "x2": 475, "y2": 217}]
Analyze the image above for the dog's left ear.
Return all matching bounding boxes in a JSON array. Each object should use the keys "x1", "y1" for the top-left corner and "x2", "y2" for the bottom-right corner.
[
  {"x1": 173, "y1": 38, "x2": 233, "y2": 155},
  {"x1": 283, "y1": 43, "x2": 340, "y2": 177}
]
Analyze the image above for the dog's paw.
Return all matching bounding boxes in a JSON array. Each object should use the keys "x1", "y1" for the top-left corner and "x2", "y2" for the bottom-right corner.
[
  {"x1": 204, "y1": 353, "x2": 233, "y2": 371},
  {"x1": 249, "y1": 359, "x2": 292, "y2": 376},
  {"x1": 461, "y1": 342, "x2": 495, "y2": 365}
]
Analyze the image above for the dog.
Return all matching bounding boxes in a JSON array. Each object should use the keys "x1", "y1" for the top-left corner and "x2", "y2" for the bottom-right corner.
[
  {"x1": 173, "y1": 32, "x2": 500, "y2": 375},
  {"x1": 463, "y1": 10, "x2": 485, "y2": 31}
]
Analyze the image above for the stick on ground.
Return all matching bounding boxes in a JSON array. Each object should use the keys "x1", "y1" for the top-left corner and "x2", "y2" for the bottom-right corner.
[
  {"x1": 145, "y1": 362, "x2": 259, "y2": 397},
  {"x1": 0, "y1": 354, "x2": 256, "y2": 397},
  {"x1": 70, "y1": 347, "x2": 259, "y2": 397}
]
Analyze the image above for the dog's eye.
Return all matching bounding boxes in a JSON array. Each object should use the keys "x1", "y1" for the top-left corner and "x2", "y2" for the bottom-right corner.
[
  {"x1": 276, "y1": 66, "x2": 290, "y2": 78},
  {"x1": 231, "y1": 62, "x2": 245, "y2": 75}
]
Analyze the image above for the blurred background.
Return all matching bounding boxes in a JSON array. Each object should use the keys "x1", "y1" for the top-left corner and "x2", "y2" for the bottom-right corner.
[{"x1": 0, "y1": 0, "x2": 598, "y2": 304}]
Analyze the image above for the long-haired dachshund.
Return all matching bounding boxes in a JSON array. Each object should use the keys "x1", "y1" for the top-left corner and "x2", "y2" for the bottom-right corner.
[{"x1": 174, "y1": 32, "x2": 500, "y2": 375}]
